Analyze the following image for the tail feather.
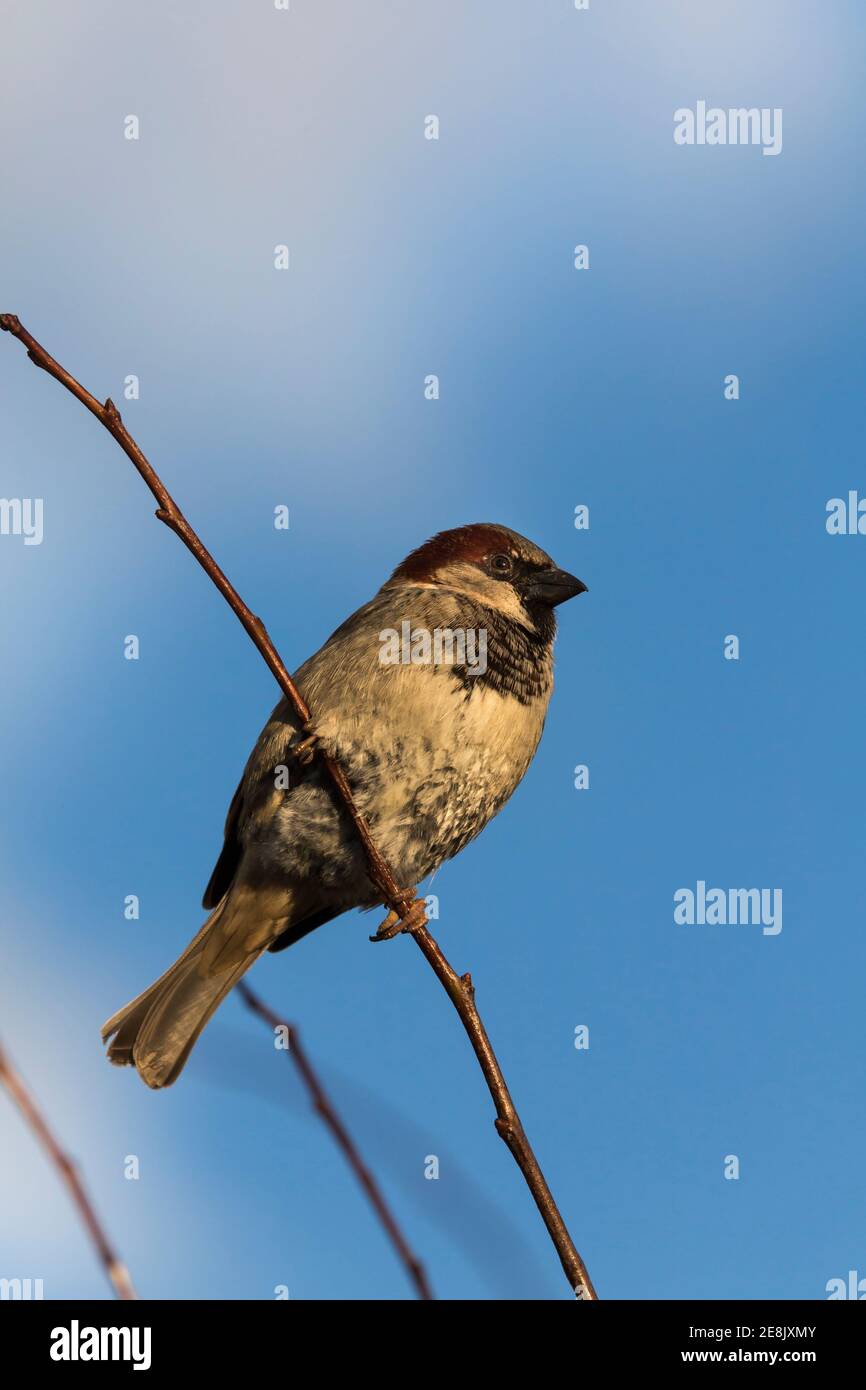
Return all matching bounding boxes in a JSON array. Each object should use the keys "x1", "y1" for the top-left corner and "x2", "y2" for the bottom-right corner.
[
  {"x1": 102, "y1": 887, "x2": 292, "y2": 1089},
  {"x1": 101, "y1": 911, "x2": 219, "y2": 1061},
  {"x1": 131, "y1": 949, "x2": 262, "y2": 1088}
]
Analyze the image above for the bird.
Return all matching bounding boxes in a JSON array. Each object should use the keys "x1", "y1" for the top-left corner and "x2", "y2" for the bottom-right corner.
[{"x1": 102, "y1": 523, "x2": 587, "y2": 1088}]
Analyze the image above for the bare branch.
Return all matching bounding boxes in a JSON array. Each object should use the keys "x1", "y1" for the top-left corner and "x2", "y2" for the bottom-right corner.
[
  {"x1": 236, "y1": 982, "x2": 433, "y2": 1300},
  {"x1": 407, "y1": 933, "x2": 596, "y2": 1296},
  {"x1": 0, "y1": 1037, "x2": 137, "y2": 1300},
  {"x1": 0, "y1": 314, "x2": 598, "y2": 1299}
]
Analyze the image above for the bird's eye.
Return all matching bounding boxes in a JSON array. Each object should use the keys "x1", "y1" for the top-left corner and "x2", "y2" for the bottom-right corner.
[{"x1": 490, "y1": 553, "x2": 513, "y2": 576}]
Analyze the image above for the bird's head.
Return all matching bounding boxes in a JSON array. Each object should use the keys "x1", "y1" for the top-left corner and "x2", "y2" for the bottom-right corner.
[{"x1": 386, "y1": 523, "x2": 587, "y2": 631}]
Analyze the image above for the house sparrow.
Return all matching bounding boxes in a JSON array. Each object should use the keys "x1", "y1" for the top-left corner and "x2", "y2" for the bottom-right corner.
[{"x1": 102, "y1": 523, "x2": 586, "y2": 1087}]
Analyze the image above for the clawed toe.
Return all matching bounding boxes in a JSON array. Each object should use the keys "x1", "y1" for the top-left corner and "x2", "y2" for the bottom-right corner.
[
  {"x1": 291, "y1": 719, "x2": 319, "y2": 766},
  {"x1": 370, "y1": 894, "x2": 428, "y2": 943}
]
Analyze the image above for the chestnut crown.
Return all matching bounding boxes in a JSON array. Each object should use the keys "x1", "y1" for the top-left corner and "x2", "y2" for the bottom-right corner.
[{"x1": 388, "y1": 523, "x2": 586, "y2": 618}]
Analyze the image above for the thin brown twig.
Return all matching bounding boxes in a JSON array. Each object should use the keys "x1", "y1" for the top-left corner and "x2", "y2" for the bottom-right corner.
[
  {"x1": 0, "y1": 1037, "x2": 137, "y2": 1299},
  {"x1": 236, "y1": 982, "x2": 433, "y2": 1300},
  {"x1": 0, "y1": 313, "x2": 598, "y2": 1299}
]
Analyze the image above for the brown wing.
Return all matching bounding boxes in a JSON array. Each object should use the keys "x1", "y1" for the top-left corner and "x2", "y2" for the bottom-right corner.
[
  {"x1": 202, "y1": 778, "x2": 245, "y2": 908},
  {"x1": 203, "y1": 771, "x2": 343, "y2": 947}
]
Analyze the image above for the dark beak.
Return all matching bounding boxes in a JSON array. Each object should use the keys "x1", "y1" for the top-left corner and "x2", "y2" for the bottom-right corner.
[{"x1": 521, "y1": 567, "x2": 588, "y2": 608}]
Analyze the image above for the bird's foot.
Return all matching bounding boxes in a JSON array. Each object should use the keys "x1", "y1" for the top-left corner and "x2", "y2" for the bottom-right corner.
[
  {"x1": 370, "y1": 894, "x2": 428, "y2": 943},
  {"x1": 290, "y1": 720, "x2": 319, "y2": 766}
]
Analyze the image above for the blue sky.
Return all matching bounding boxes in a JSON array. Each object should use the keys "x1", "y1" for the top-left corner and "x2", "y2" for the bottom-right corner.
[{"x1": 1, "y1": 0, "x2": 864, "y2": 1300}]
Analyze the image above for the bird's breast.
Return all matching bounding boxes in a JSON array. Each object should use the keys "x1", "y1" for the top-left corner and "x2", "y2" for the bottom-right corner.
[
  {"x1": 315, "y1": 662, "x2": 553, "y2": 881},
  {"x1": 254, "y1": 595, "x2": 557, "y2": 897}
]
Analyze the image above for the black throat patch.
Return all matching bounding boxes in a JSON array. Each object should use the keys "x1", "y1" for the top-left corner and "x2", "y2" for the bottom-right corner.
[{"x1": 449, "y1": 600, "x2": 555, "y2": 704}]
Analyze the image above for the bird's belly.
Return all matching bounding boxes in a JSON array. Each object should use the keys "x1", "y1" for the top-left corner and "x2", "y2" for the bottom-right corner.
[
  {"x1": 252, "y1": 663, "x2": 551, "y2": 908},
  {"x1": 306, "y1": 677, "x2": 549, "y2": 895}
]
